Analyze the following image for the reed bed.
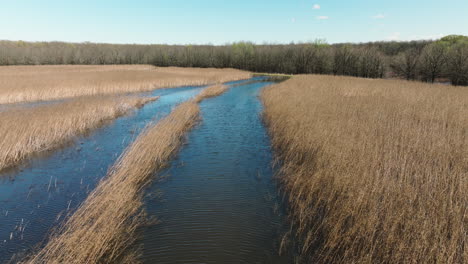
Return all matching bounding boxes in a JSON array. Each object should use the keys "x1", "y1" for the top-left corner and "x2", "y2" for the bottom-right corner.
[
  {"x1": 0, "y1": 95, "x2": 157, "y2": 172},
  {"x1": 0, "y1": 65, "x2": 250, "y2": 104},
  {"x1": 21, "y1": 84, "x2": 230, "y2": 263},
  {"x1": 262, "y1": 75, "x2": 467, "y2": 263},
  {"x1": 194, "y1": 84, "x2": 228, "y2": 103}
]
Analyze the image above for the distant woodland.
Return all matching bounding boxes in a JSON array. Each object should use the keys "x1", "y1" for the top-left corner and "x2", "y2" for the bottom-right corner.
[{"x1": 1, "y1": 35, "x2": 467, "y2": 85}]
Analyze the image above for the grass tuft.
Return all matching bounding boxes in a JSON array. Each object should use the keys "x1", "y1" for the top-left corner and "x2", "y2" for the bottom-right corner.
[{"x1": 194, "y1": 84, "x2": 228, "y2": 102}]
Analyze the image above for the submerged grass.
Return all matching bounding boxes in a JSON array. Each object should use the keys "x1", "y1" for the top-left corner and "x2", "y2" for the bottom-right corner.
[
  {"x1": 262, "y1": 75, "x2": 467, "y2": 263},
  {"x1": 0, "y1": 65, "x2": 250, "y2": 104},
  {"x1": 20, "y1": 84, "x2": 231, "y2": 263},
  {"x1": 0, "y1": 95, "x2": 157, "y2": 172}
]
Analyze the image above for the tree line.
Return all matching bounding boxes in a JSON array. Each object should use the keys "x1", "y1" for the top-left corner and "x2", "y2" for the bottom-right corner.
[{"x1": 1, "y1": 35, "x2": 467, "y2": 85}]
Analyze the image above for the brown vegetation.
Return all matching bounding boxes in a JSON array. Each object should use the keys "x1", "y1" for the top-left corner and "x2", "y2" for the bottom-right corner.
[
  {"x1": 0, "y1": 95, "x2": 157, "y2": 172},
  {"x1": 21, "y1": 84, "x2": 230, "y2": 263},
  {"x1": 1, "y1": 36, "x2": 468, "y2": 85},
  {"x1": 0, "y1": 65, "x2": 250, "y2": 104},
  {"x1": 194, "y1": 84, "x2": 228, "y2": 102},
  {"x1": 262, "y1": 75, "x2": 467, "y2": 263}
]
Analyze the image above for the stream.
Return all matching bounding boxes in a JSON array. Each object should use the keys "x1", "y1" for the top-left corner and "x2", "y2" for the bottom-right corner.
[
  {"x1": 0, "y1": 78, "x2": 291, "y2": 263},
  {"x1": 140, "y1": 80, "x2": 291, "y2": 263},
  {"x1": 0, "y1": 84, "x2": 207, "y2": 262}
]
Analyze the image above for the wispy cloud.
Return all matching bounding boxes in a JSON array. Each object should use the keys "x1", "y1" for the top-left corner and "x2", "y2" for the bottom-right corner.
[
  {"x1": 372, "y1": 14, "x2": 385, "y2": 19},
  {"x1": 386, "y1": 32, "x2": 401, "y2": 41},
  {"x1": 386, "y1": 32, "x2": 444, "y2": 42},
  {"x1": 313, "y1": 4, "x2": 321, "y2": 10},
  {"x1": 409, "y1": 33, "x2": 444, "y2": 41},
  {"x1": 316, "y1": 16, "x2": 329, "y2": 20},
  {"x1": 291, "y1": 17, "x2": 296, "y2": 23}
]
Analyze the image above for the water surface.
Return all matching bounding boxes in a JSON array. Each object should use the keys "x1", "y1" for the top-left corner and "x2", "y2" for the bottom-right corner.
[
  {"x1": 140, "y1": 80, "x2": 291, "y2": 263},
  {"x1": 0, "y1": 85, "x2": 206, "y2": 262}
]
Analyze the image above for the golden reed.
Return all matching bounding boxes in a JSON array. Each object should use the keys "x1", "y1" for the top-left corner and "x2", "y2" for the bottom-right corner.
[
  {"x1": 0, "y1": 95, "x2": 158, "y2": 172},
  {"x1": 0, "y1": 65, "x2": 250, "y2": 104},
  {"x1": 21, "y1": 84, "x2": 231, "y2": 263},
  {"x1": 262, "y1": 75, "x2": 467, "y2": 263}
]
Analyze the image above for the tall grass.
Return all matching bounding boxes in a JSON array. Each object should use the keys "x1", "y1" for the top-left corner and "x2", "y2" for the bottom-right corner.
[
  {"x1": 20, "y1": 84, "x2": 230, "y2": 263},
  {"x1": 262, "y1": 75, "x2": 467, "y2": 263},
  {"x1": 0, "y1": 95, "x2": 157, "y2": 172},
  {"x1": 0, "y1": 65, "x2": 250, "y2": 104},
  {"x1": 194, "y1": 84, "x2": 228, "y2": 102}
]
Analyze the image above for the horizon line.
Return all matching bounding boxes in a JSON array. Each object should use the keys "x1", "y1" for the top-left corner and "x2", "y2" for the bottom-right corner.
[{"x1": 0, "y1": 37, "x2": 451, "y2": 46}]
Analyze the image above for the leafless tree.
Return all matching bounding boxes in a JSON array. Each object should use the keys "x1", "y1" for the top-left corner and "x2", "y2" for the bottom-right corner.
[
  {"x1": 390, "y1": 48, "x2": 422, "y2": 80},
  {"x1": 419, "y1": 43, "x2": 448, "y2": 83}
]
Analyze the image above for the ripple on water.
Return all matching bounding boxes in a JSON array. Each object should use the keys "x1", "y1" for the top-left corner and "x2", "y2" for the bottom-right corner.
[
  {"x1": 0, "y1": 85, "x2": 205, "y2": 263},
  {"x1": 141, "y1": 80, "x2": 292, "y2": 264}
]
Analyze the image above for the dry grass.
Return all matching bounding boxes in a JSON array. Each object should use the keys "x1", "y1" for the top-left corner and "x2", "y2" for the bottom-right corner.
[
  {"x1": 0, "y1": 95, "x2": 157, "y2": 172},
  {"x1": 0, "y1": 65, "x2": 250, "y2": 104},
  {"x1": 194, "y1": 84, "x2": 228, "y2": 103},
  {"x1": 21, "y1": 84, "x2": 230, "y2": 263},
  {"x1": 262, "y1": 75, "x2": 467, "y2": 263}
]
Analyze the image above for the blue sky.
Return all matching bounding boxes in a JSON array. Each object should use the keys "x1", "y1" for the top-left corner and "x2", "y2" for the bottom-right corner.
[{"x1": 0, "y1": 0, "x2": 467, "y2": 44}]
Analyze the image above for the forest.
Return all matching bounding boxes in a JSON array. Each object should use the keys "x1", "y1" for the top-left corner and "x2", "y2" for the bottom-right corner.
[{"x1": 0, "y1": 35, "x2": 467, "y2": 85}]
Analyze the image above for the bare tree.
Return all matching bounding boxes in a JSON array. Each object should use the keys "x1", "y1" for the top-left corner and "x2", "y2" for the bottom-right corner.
[
  {"x1": 358, "y1": 47, "x2": 386, "y2": 78},
  {"x1": 333, "y1": 45, "x2": 359, "y2": 76},
  {"x1": 0, "y1": 37, "x2": 467, "y2": 85},
  {"x1": 447, "y1": 42, "x2": 468, "y2": 85},
  {"x1": 390, "y1": 48, "x2": 421, "y2": 80},
  {"x1": 419, "y1": 43, "x2": 448, "y2": 83}
]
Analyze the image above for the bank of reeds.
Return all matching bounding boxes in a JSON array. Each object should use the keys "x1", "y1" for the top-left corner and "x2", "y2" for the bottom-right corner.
[
  {"x1": 0, "y1": 65, "x2": 250, "y2": 104},
  {"x1": 21, "y1": 84, "x2": 230, "y2": 263},
  {"x1": 262, "y1": 75, "x2": 467, "y2": 263},
  {"x1": 194, "y1": 84, "x2": 228, "y2": 102},
  {"x1": 0, "y1": 95, "x2": 158, "y2": 172}
]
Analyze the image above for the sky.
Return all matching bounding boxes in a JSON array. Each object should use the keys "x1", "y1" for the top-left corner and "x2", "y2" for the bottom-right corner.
[{"x1": 0, "y1": 0, "x2": 467, "y2": 45}]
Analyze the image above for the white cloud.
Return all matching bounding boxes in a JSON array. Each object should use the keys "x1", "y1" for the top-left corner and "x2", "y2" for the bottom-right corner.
[
  {"x1": 372, "y1": 14, "x2": 385, "y2": 19},
  {"x1": 385, "y1": 32, "x2": 444, "y2": 42},
  {"x1": 409, "y1": 33, "x2": 444, "y2": 41},
  {"x1": 386, "y1": 32, "x2": 401, "y2": 41},
  {"x1": 313, "y1": 4, "x2": 321, "y2": 10},
  {"x1": 291, "y1": 18, "x2": 296, "y2": 23},
  {"x1": 316, "y1": 16, "x2": 329, "y2": 20}
]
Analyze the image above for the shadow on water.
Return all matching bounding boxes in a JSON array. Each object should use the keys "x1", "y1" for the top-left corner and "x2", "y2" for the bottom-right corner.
[
  {"x1": 139, "y1": 80, "x2": 293, "y2": 263},
  {"x1": 0, "y1": 84, "x2": 208, "y2": 263}
]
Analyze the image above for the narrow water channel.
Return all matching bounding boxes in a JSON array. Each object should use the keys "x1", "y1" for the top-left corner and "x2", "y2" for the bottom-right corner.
[
  {"x1": 0, "y1": 84, "x2": 207, "y2": 263},
  {"x1": 140, "y1": 80, "x2": 291, "y2": 263}
]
